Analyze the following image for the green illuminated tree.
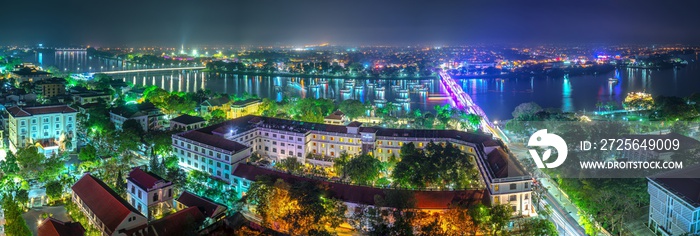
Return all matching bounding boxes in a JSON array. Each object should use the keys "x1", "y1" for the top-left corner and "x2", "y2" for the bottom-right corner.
[{"x1": 345, "y1": 154, "x2": 382, "y2": 185}]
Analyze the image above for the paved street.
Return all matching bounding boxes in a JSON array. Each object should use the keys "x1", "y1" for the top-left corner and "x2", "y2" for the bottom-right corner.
[{"x1": 22, "y1": 206, "x2": 70, "y2": 236}]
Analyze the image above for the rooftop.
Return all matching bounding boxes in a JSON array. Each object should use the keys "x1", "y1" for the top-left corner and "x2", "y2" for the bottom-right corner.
[
  {"x1": 325, "y1": 110, "x2": 346, "y2": 120},
  {"x1": 127, "y1": 167, "x2": 170, "y2": 191},
  {"x1": 7, "y1": 104, "x2": 77, "y2": 117},
  {"x1": 202, "y1": 96, "x2": 230, "y2": 107},
  {"x1": 148, "y1": 206, "x2": 205, "y2": 236},
  {"x1": 176, "y1": 191, "x2": 227, "y2": 219},
  {"x1": 176, "y1": 130, "x2": 249, "y2": 153},
  {"x1": 110, "y1": 101, "x2": 160, "y2": 118},
  {"x1": 71, "y1": 174, "x2": 143, "y2": 235},
  {"x1": 37, "y1": 218, "x2": 85, "y2": 236},
  {"x1": 171, "y1": 114, "x2": 206, "y2": 125},
  {"x1": 231, "y1": 98, "x2": 261, "y2": 106},
  {"x1": 649, "y1": 164, "x2": 700, "y2": 208}
]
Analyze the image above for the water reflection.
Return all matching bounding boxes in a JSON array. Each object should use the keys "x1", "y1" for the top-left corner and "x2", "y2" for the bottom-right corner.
[{"x1": 108, "y1": 71, "x2": 442, "y2": 111}]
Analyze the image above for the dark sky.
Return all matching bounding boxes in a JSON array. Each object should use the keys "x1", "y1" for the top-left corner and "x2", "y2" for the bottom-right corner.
[{"x1": 1, "y1": 0, "x2": 699, "y2": 47}]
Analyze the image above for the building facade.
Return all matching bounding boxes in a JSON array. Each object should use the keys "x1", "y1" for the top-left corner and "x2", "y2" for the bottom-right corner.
[
  {"x1": 229, "y1": 98, "x2": 261, "y2": 119},
  {"x1": 34, "y1": 77, "x2": 67, "y2": 98},
  {"x1": 126, "y1": 168, "x2": 174, "y2": 220},
  {"x1": 6, "y1": 104, "x2": 78, "y2": 155},
  {"x1": 170, "y1": 114, "x2": 206, "y2": 131},
  {"x1": 109, "y1": 102, "x2": 165, "y2": 131},
  {"x1": 648, "y1": 166, "x2": 700, "y2": 235},
  {"x1": 173, "y1": 115, "x2": 533, "y2": 216}
]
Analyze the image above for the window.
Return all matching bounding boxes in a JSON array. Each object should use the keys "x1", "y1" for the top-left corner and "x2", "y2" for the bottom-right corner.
[
  {"x1": 273, "y1": 134, "x2": 277, "y2": 138},
  {"x1": 297, "y1": 152, "x2": 302, "y2": 157},
  {"x1": 339, "y1": 138, "x2": 344, "y2": 142},
  {"x1": 399, "y1": 142, "x2": 403, "y2": 146},
  {"x1": 330, "y1": 151, "x2": 335, "y2": 156},
  {"x1": 168, "y1": 189, "x2": 172, "y2": 197},
  {"x1": 378, "y1": 141, "x2": 382, "y2": 145},
  {"x1": 272, "y1": 148, "x2": 277, "y2": 153},
  {"x1": 509, "y1": 195, "x2": 517, "y2": 201},
  {"x1": 494, "y1": 185, "x2": 499, "y2": 192},
  {"x1": 131, "y1": 186, "x2": 135, "y2": 194},
  {"x1": 524, "y1": 182, "x2": 529, "y2": 189},
  {"x1": 281, "y1": 150, "x2": 285, "y2": 154},
  {"x1": 330, "y1": 137, "x2": 334, "y2": 141},
  {"x1": 265, "y1": 146, "x2": 269, "y2": 151},
  {"x1": 313, "y1": 135, "x2": 317, "y2": 139},
  {"x1": 418, "y1": 143, "x2": 423, "y2": 147},
  {"x1": 153, "y1": 193, "x2": 159, "y2": 202},
  {"x1": 389, "y1": 141, "x2": 393, "y2": 145},
  {"x1": 388, "y1": 150, "x2": 392, "y2": 154},
  {"x1": 298, "y1": 138, "x2": 302, "y2": 141},
  {"x1": 322, "y1": 136, "x2": 326, "y2": 140},
  {"x1": 138, "y1": 191, "x2": 141, "y2": 198},
  {"x1": 281, "y1": 135, "x2": 285, "y2": 139},
  {"x1": 217, "y1": 162, "x2": 221, "y2": 168},
  {"x1": 330, "y1": 145, "x2": 334, "y2": 148},
  {"x1": 510, "y1": 184, "x2": 516, "y2": 190}
]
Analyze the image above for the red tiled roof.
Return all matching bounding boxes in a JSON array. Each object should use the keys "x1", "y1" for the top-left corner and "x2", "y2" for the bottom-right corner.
[
  {"x1": 127, "y1": 167, "x2": 169, "y2": 191},
  {"x1": 176, "y1": 191, "x2": 227, "y2": 219},
  {"x1": 148, "y1": 206, "x2": 205, "y2": 236},
  {"x1": 7, "y1": 105, "x2": 77, "y2": 117},
  {"x1": 233, "y1": 164, "x2": 486, "y2": 209},
  {"x1": 37, "y1": 218, "x2": 85, "y2": 236},
  {"x1": 71, "y1": 174, "x2": 143, "y2": 234}
]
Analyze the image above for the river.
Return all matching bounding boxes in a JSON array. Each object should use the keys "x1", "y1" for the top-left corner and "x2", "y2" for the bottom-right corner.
[{"x1": 28, "y1": 50, "x2": 700, "y2": 120}]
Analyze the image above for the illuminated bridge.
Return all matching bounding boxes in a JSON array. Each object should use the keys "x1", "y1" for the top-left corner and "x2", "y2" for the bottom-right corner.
[{"x1": 438, "y1": 71, "x2": 509, "y2": 142}]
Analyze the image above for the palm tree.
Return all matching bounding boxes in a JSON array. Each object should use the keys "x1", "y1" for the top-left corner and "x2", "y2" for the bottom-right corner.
[{"x1": 595, "y1": 101, "x2": 603, "y2": 111}]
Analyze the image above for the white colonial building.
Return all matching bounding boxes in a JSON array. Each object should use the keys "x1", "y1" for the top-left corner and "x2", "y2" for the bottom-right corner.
[
  {"x1": 172, "y1": 115, "x2": 533, "y2": 216},
  {"x1": 126, "y1": 167, "x2": 174, "y2": 220},
  {"x1": 6, "y1": 104, "x2": 77, "y2": 156}
]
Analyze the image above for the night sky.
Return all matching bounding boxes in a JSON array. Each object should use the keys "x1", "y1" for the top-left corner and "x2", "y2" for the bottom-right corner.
[{"x1": 1, "y1": 0, "x2": 699, "y2": 46}]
